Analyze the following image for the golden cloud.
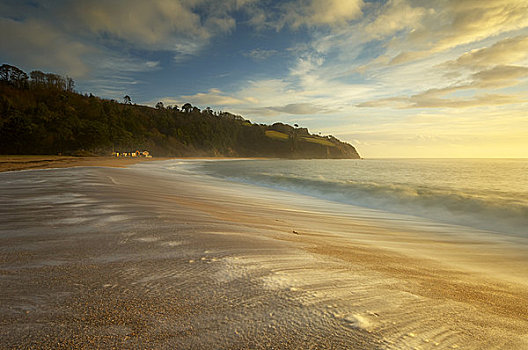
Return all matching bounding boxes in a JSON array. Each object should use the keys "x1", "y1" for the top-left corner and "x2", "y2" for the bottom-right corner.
[
  {"x1": 364, "y1": 0, "x2": 428, "y2": 40},
  {"x1": 434, "y1": 0, "x2": 528, "y2": 51},
  {"x1": 358, "y1": 92, "x2": 526, "y2": 109},
  {"x1": 443, "y1": 35, "x2": 528, "y2": 70},
  {"x1": 357, "y1": 64, "x2": 528, "y2": 109},
  {"x1": 384, "y1": 0, "x2": 528, "y2": 65},
  {"x1": 279, "y1": 0, "x2": 364, "y2": 29}
]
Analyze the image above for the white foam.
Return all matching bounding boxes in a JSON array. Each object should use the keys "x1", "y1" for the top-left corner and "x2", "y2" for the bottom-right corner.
[
  {"x1": 101, "y1": 214, "x2": 130, "y2": 223},
  {"x1": 54, "y1": 217, "x2": 90, "y2": 225},
  {"x1": 162, "y1": 241, "x2": 184, "y2": 247},
  {"x1": 134, "y1": 236, "x2": 159, "y2": 242}
]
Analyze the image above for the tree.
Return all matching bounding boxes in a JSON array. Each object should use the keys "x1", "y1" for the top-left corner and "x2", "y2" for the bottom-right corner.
[
  {"x1": 0, "y1": 64, "x2": 29, "y2": 88},
  {"x1": 204, "y1": 107, "x2": 213, "y2": 115},
  {"x1": 0, "y1": 64, "x2": 360, "y2": 158},
  {"x1": 0, "y1": 115, "x2": 33, "y2": 153},
  {"x1": 44, "y1": 73, "x2": 65, "y2": 90},
  {"x1": 155, "y1": 101, "x2": 164, "y2": 109},
  {"x1": 66, "y1": 76, "x2": 75, "y2": 92},
  {"x1": 30, "y1": 70, "x2": 46, "y2": 85},
  {"x1": 182, "y1": 103, "x2": 192, "y2": 113},
  {"x1": 11, "y1": 68, "x2": 29, "y2": 89},
  {"x1": 0, "y1": 64, "x2": 8, "y2": 81}
]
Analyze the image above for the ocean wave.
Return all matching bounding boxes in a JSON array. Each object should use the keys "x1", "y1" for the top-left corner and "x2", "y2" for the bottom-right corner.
[{"x1": 218, "y1": 172, "x2": 528, "y2": 236}]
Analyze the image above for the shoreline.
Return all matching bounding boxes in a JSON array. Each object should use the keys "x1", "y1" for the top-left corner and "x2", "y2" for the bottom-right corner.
[
  {"x1": 1, "y1": 161, "x2": 527, "y2": 348},
  {"x1": 0, "y1": 155, "x2": 268, "y2": 173},
  {"x1": 0, "y1": 155, "x2": 159, "y2": 173}
]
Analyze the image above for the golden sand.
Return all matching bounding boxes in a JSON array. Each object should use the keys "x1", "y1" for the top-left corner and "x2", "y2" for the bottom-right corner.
[
  {"x1": 0, "y1": 155, "x2": 265, "y2": 173},
  {"x1": 1, "y1": 160, "x2": 526, "y2": 348}
]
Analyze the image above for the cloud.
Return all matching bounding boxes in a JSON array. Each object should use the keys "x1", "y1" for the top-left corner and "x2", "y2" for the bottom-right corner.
[
  {"x1": 356, "y1": 97, "x2": 408, "y2": 108},
  {"x1": 3, "y1": 0, "x2": 527, "y2": 159},
  {"x1": 357, "y1": 63, "x2": 528, "y2": 109},
  {"x1": 158, "y1": 88, "x2": 257, "y2": 107},
  {"x1": 471, "y1": 65, "x2": 528, "y2": 88},
  {"x1": 433, "y1": 0, "x2": 528, "y2": 51},
  {"x1": 93, "y1": 56, "x2": 161, "y2": 73},
  {"x1": 243, "y1": 49, "x2": 278, "y2": 61},
  {"x1": 442, "y1": 35, "x2": 528, "y2": 70},
  {"x1": 303, "y1": 0, "x2": 364, "y2": 27},
  {"x1": 385, "y1": 0, "x2": 528, "y2": 65},
  {"x1": 357, "y1": 89, "x2": 527, "y2": 109},
  {"x1": 0, "y1": 17, "x2": 94, "y2": 77},
  {"x1": 145, "y1": 61, "x2": 160, "y2": 68},
  {"x1": 412, "y1": 93, "x2": 525, "y2": 109},
  {"x1": 235, "y1": 79, "x2": 293, "y2": 106},
  {"x1": 335, "y1": 106, "x2": 528, "y2": 158},
  {"x1": 388, "y1": 50, "x2": 430, "y2": 65},
  {"x1": 0, "y1": 0, "x2": 250, "y2": 99},
  {"x1": 356, "y1": 13, "x2": 528, "y2": 111},
  {"x1": 364, "y1": 0, "x2": 428, "y2": 40},
  {"x1": 0, "y1": 0, "x2": 242, "y2": 75},
  {"x1": 67, "y1": 0, "x2": 237, "y2": 54},
  {"x1": 247, "y1": 103, "x2": 332, "y2": 116},
  {"x1": 251, "y1": 0, "x2": 364, "y2": 31}
]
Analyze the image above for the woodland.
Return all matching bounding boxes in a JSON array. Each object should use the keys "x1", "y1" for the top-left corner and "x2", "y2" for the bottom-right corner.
[{"x1": 0, "y1": 64, "x2": 360, "y2": 159}]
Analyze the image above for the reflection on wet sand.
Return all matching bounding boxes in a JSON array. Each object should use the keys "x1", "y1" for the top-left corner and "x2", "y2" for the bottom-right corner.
[{"x1": 0, "y1": 163, "x2": 527, "y2": 349}]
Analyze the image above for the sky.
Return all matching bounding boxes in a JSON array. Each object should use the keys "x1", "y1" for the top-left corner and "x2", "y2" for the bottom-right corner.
[{"x1": 1, "y1": 0, "x2": 527, "y2": 158}]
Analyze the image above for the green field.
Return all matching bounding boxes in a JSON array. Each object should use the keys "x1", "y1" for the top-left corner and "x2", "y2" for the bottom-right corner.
[
  {"x1": 300, "y1": 136, "x2": 335, "y2": 147},
  {"x1": 265, "y1": 130, "x2": 289, "y2": 140}
]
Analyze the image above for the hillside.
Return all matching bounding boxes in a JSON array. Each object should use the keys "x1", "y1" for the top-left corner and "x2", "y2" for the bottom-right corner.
[{"x1": 0, "y1": 64, "x2": 360, "y2": 159}]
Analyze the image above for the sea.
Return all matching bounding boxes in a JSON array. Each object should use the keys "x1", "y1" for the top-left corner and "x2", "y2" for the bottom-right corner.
[{"x1": 192, "y1": 158, "x2": 528, "y2": 238}]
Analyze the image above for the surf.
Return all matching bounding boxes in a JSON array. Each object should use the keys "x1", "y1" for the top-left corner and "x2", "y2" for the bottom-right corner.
[{"x1": 193, "y1": 158, "x2": 528, "y2": 237}]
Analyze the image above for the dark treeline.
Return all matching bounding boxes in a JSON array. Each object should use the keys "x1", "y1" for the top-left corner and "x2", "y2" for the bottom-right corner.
[{"x1": 0, "y1": 64, "x2": 360, "y2": 158}]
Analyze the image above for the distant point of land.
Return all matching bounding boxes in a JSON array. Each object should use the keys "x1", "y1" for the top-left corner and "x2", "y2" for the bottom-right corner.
[{"x1": 0, "y1": 63, "x2": 360, "y2": 159}]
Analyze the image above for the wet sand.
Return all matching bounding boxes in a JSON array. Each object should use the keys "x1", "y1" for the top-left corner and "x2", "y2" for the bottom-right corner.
[
  {"x1": 0, "y1": 155, "x2": 257, "y2": 173},
  {"x1": 1, "y1": 161, "x2": 527, "y2": 349},
  {"x1": 0, "y1": 155, "x2": 158, "y2": 173}
]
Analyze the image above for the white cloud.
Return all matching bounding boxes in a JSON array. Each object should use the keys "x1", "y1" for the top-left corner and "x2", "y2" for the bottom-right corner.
[
  {"x1": 156, "y1": 88, "x2": 257, "y2": 108},
  {"x1": 243, "y1": 49, "x2": 278, "y2": 61},
  {"x1": 0, "y1": 0, "x2": 242, "y2": 76},
  {"x1": 68, "y1": 0, "x2": 236, "y2": 51},
  {"x1": 364, "y1": 0, "x2": 428, "y2": 39},
  {"x1": 146, "y1": 61, "x2": 160, "y2": 68},
  {"x1": 245, "y1": 0, "x2": 364, "y2": 31},
  {"x1": 246, "y1": 103, "x2": 333, "y2": 116},
  {"x1": 303, "y1": 0, "x2": 364, "y2": 27}
]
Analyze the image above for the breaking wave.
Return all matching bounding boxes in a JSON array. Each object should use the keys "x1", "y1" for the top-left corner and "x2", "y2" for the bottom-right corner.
[{"x1": 197, "y1": 160, "x2": 528, "y2": 237}]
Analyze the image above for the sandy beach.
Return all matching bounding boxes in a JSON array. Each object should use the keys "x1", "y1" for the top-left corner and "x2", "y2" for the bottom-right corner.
[
  {"x1": 0, "y1": 155, "x2": 160, "y2": 173},
  {"x1": 1, "y1": 160, "x2": 527, "y2": 349},
  {"x1": 0, "y1": 156, "x2": 268, "y2": 173}
]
